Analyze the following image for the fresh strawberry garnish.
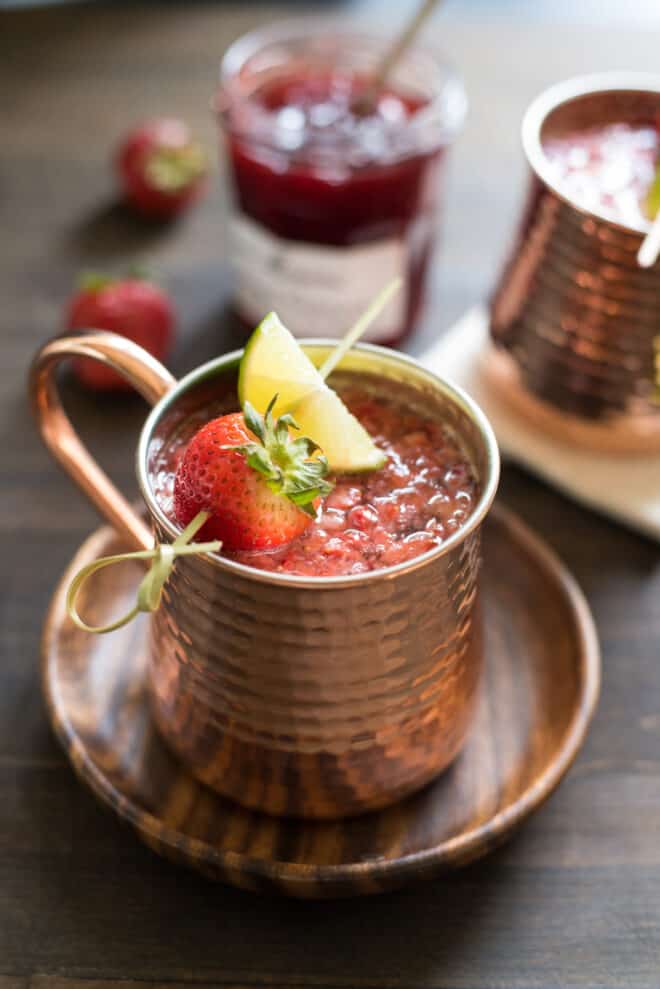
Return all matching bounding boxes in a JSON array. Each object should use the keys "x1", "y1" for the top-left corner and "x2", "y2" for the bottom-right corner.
[
  {"x1": 67, "y1": 273, "x2": 174, "y2": 390},
  {"x1": 174, "y1": 397, "x2": 333, "y2": 551},
  {"x1": 117, "y1": 118, "x2": 207, "y2": 218}
]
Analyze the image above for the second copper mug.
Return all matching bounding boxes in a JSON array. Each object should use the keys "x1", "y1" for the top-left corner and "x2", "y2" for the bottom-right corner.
[
  {"x1": 30, "y1": 333, "x2": 499, "y2": 818},
  {"x1": 489, "y1": 72, "x2": 660, "y2": 454}
]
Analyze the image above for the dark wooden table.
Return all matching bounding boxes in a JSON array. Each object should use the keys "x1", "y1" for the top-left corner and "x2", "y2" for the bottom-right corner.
[{"x1": 3, "y1": 3, "x2": 660, "y2": 986}]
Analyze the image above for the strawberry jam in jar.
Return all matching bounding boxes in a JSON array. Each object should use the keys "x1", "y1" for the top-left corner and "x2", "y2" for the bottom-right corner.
[{"x1": 217, "y1": 23, "x2": 466, "y2": 344}]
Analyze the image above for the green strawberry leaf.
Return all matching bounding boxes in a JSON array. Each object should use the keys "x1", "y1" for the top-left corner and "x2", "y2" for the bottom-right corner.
[
  {"x1": 144, "y1": 142, "x2": 207, "y2": 193},
  {"x1": 243, "y1": 398, "x2": 268, "y2": 444},
  {"x1": 78, "y1": 271, "x2": 117, "y2": 293},
  {"x1": 231, "y1": 395, "x2": 333, "y2": 513},
  {"x1": 77, "y1": 267, "x2": 158, "y2": 293},
  {"x1": 288, "y1": 436, "x2": 322, "y2": 458},
  {"x1": 242, "y1": 444, "x2": 276, "y2": 479}
]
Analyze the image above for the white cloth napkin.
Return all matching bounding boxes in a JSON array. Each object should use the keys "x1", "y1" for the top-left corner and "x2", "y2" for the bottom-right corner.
[{"x1": 420, "y1": 306, "x2": 660, "y2": 542}]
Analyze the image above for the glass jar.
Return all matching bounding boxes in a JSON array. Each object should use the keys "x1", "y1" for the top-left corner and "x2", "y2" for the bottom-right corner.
[{"x1": 217, "y1": 20, "x2": 466, "y2": 344}]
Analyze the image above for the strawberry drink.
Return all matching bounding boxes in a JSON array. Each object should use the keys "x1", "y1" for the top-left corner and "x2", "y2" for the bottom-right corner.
[
  {"x1": 543, "y1": 120, "x2": 660, "y2": 230},
  {"x1": 150, "y1": 375, "x2": 478, "y2": 578}
]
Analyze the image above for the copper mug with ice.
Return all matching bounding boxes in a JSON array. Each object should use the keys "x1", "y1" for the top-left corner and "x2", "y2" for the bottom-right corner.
[{"x1": 489, "y1": 72, "x2": 660, "y2": 454}]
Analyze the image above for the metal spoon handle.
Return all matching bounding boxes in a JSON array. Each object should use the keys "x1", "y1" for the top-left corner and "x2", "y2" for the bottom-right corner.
[{"x1": 356, "y1": 0, "x2": 443, "y2": 112}]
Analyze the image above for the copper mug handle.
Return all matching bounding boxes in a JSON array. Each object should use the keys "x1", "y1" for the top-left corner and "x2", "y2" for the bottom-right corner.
[{"x1": 29, "y1": 330, "x2": 177, "y2": 552}]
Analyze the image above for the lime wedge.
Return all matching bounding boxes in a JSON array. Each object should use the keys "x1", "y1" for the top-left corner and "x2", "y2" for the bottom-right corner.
[
  {"x1": 238, "y1": 311, "x2": 386, "y2": 473},
  {"x1": 647, "y1": 168, "x2": 660, "y2": 221},
  {"x1": 238, "y1": 311, "x2": 324, "y2": 419},
  {"x1": 289, "y1": 386, "x2": 387, "y2": 473}
]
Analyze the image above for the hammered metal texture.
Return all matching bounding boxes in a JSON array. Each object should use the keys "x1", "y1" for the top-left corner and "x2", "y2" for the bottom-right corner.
[
  {"x1": 148, "y1": 525, "x2": 483, "y2": 818},
  {"x1": 143, "y1": 349, "x2": 495, "y2": 820},
  {"x1": 490, "y1": 79, "x2": 660, "y2": 451}
]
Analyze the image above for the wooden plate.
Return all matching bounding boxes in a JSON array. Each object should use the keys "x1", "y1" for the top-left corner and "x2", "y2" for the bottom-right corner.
[{"x1": 42, "y1": 504, "x2": 600, "y2": 898}]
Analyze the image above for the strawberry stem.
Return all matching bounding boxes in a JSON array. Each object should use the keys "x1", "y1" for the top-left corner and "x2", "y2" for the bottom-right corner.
[
  {"x1": 66, "y1": 510, "x2": 220, "y2": 635},
  {"x1": 144, "y1": 142, "x2": 207, "y2": 193},
  {"x1": 78, "y1": 272, "x2": 117, "y2": 293},
  {"x1": 231, "y1": 398, "x2": 333, "y2": 515},
  {"x1": 77, "y1": 267, "x2": 157, "y2": 292}
]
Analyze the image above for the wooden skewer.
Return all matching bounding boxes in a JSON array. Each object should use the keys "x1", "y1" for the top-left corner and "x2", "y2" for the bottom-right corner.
[
  {"x1": 637, "y1": 212, "x2": 660, "y2": 268},
  {"x1": 318, "y1": 278, "x2": 402, "y2": 381},
  {"x1": 352, "y1": 0, "x2": 443, "y2": 116}
]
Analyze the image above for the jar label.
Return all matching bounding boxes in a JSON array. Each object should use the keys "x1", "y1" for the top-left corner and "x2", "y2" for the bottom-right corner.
[{"x1": 229, "y1": 214, "x2": 406, "y2": 339}]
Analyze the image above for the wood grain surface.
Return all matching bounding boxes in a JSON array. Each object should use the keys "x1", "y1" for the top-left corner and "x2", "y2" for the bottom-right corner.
[
  {"x1": 3, "y1": 1, "x2": 660, "y2": 985},
  {"x1": 41, "y1": 505, "x2": 599, "y2": 897}
]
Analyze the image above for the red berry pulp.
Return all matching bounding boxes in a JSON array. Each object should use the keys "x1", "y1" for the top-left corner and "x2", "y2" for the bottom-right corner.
[
  {"x1": 224, "y1": 70, "x2": 445, "y2": 343},
  {"x1": 543, "y1": 121, "x2": 659, "y2": 231},
  {"x1": 149, "y1": 377, "x2": 479, "y2": 577}
]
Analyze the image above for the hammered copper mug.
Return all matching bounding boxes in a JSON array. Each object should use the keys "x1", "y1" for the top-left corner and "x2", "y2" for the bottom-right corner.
[
  {"x1": 489, "y1": 72, "x2": 660, "y2": 454},
  {"x1": 30, "y1": 331, "x2": 499, "y2": 818}
]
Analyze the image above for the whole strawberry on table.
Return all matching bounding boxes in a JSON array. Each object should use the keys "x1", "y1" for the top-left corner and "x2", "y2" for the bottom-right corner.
[
  {"x1": 66, "y1": 272, "x2": 174, "y2": 390},
  {"x1": 117, "y1": 118, "x2": 208, "y2": 219}
]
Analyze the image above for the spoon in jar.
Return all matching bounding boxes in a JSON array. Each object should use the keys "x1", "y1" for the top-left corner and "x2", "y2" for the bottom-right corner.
[{"x1": 351, "y1": 0, "x2": 443, "y2": 117}]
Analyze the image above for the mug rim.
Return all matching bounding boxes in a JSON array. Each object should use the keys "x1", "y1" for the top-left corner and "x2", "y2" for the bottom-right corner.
[
  {"x1": 136, "y1": 341, "x2": 500, "y2": 589},
  {"x1": 522, "y1": 70, "x2": 660, "y2": 236}
]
